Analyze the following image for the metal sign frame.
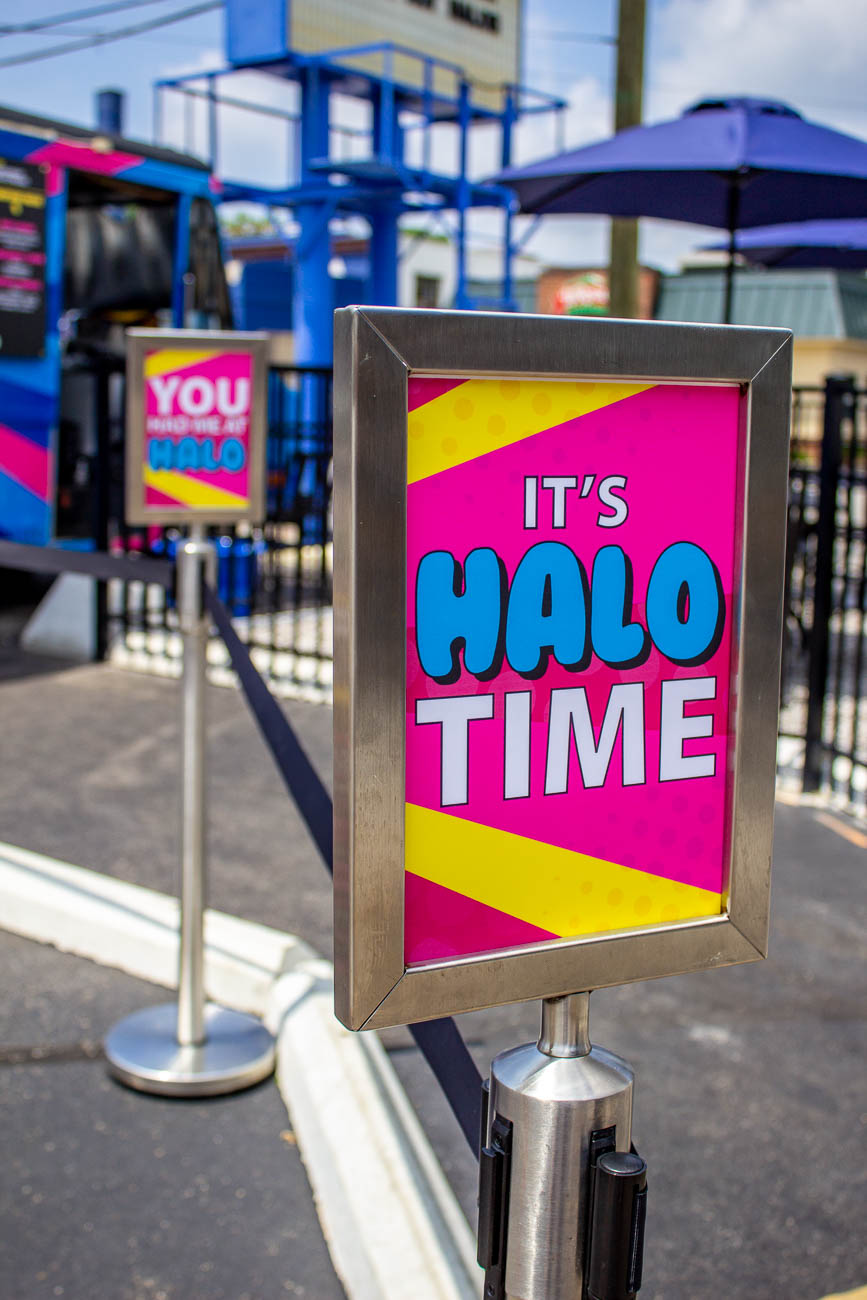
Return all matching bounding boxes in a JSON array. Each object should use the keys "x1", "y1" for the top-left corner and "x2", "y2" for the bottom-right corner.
[
  {"x1": 333, "y1": 306, "x2": 792, "y2": 1031},
  {"x1": 125, "y1": 328, "x2": 268, "y2": 526}
]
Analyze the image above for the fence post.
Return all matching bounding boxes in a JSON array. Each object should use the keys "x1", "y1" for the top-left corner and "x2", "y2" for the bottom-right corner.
[
  {"x1": 93, "y1": 362, "x2": 112, "y2": 661},
  {"x1": 802, "y1": 374, "x2": 854, "y2": 791}
]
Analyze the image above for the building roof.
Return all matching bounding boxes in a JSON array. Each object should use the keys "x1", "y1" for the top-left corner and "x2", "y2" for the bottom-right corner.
[
  {"x1": 465, "y1": 278, "x2": 537, "y2": 314},
  {"x1": 0, "y1": 102, "x2": 210, "y2": 174},
  {"x1": 654, "y1": 268, "x2": 867, "y2": 338}
]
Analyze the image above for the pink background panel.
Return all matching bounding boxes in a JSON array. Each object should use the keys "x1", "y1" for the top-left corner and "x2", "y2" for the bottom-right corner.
[
  {"x1": 406, "y1": 872, "x2": 558, "y2": 962},
  {"x1": 0, "y1": 422, "x2": 53, "y2": 502},
  {"x1": 143, "y1": 485, "x2": 182, "y2": 510},
  {"x1": 27, "y1": 140, "x2": 144, "y2": 175},
  {"x1": 408, "y1": 376, "x2": 469, "y2": 411},
  {"x1": 144, "y1": 351, "x2": 252, "y2": 503},
  {"x1": 406, "y1": 382, "x2": 741, "y2": 896}
]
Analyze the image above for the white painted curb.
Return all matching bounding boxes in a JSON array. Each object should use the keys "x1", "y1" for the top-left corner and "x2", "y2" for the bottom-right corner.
[
  {"x1": 0, "y1": 841, "x2": 480, "y2": 1300},
  {"x1": 0, "y1": 840, "x2": 297, "y2": 1012}
]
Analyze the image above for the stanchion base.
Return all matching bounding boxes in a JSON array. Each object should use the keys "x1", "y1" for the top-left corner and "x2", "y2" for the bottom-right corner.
[{"x1": 104, "y1": 1002, "x2": 275, "y2": 1097}]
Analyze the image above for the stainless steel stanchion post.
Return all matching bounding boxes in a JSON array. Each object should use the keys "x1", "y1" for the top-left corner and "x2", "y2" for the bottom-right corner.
[
  {"x1": 177, "y1": 523, "x2": 209, "y2": 1050},
  {"x1": 477, "y1": 993, "x2": 648, "y2": 1300},
  {"x1": 105, "y1": 527, "x2": 275, "y2": 1096}
]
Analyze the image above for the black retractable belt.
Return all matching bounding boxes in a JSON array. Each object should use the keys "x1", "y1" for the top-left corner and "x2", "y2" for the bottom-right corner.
[
  {"x1": 585, "y1": 1150, "x2": 648, "y2": 1300},
  {"x1": 204, "y1": 583, "x2": 334, "y2": 871},
  {"x1": 0, "y1": 539, "x2": 173, "y2": 588},
  {"x1": 204, "y1": 582, "x2": 484, "y2": 1155},
  {"x1": 408, "y1": 1018, "x2": 482, "y2": 1154}
]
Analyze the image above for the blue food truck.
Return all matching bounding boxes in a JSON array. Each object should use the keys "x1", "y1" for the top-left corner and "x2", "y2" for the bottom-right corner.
[{"x1": 0, "y1": 103, "x2": 231, "y2": 550}]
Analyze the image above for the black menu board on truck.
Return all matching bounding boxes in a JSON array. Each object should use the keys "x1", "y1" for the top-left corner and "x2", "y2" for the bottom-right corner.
[{"x1": 0, "y1": 159, "x2": 47, "y2": 359}]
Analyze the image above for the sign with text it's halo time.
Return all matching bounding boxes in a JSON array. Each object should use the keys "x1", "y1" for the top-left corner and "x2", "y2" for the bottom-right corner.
[
  {"x1": 405, "y1": 374, "x2": 733, "y2": 962},
  {"x1": 333, "y1": 308, "x2": 792, "y2": 1032},
  {"x1": 125, "y1": 329, "x2": 268, "y2": 526}
]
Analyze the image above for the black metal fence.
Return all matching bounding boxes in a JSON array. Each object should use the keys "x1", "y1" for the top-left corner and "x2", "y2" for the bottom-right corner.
[
  {"x1": 780, "y1": 376, "x2": 867, "y2": 812},
  {"x1": 77, "y1": 357, "x2": 865, "y2": 810}
]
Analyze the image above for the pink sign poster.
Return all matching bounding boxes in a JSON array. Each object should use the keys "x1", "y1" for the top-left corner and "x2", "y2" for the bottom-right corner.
[
  {"x1": 405, "y1": 376, "x2": 742, "y2": 967},
  {"x1": 142, "y1": 347, "x2": 253, "y2": 514}
]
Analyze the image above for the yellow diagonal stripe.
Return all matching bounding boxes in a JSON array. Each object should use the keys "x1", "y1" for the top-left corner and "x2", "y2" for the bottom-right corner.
[
  {"x1": 143, "y1": 349, "x2": 218, "y2": 379},
  {"x1": 143, "y1": 467, "x2": 248, "y2": 510},
  {"x1": 405, "y1": 803, "x2": 721, "y2": 938},
  {"x1": 407, "y1": 377, "x2": 654, "y2": 484}
]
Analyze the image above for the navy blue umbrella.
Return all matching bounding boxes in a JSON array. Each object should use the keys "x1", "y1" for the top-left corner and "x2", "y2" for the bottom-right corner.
[
  {"x1": 705, "y1": 218, "x2": 867, "y2": 269},
  {"x1": 494, "y1": 97, "x2": 867, "y2": 321}
]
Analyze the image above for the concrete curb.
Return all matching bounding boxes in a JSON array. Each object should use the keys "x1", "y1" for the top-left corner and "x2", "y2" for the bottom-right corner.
[
  {"x1": 271, "y1": 967, "x2": 479, "y2": 1300},
  {"x1": 0, "y1": 841, "x2": 479, "y2": 1300}
]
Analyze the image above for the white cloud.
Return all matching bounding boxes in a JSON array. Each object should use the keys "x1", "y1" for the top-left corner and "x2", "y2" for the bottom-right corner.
[
  {"x1": 515, "y1": 74, "x2": 611, "y2": 162},
  {"x1": 521, "y1": 0, "x2": 867, "y2": 271},
  {"x1": 160, "y1": 45, "x2": 225, "y2": 82},
  {"x1": 157, "y1": 49, "x2": 302, "y2": 187},
  {"x1": 647, "y1": 0, "x2": 867, "y2": 136},
  {"x1": 505, "y1": 74, "x2": 614, "y2": 270}
]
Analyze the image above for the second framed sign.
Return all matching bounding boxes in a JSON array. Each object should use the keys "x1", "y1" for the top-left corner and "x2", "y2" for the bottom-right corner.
[
  {"x1": 333, "y1": 308, "x2": 791, "y2": 1031},
  {"x1": 125, "y1": 328, "x2": 268, "y2": 526}
]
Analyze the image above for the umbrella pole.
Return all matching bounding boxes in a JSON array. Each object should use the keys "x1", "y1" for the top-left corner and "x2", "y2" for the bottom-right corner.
[
  {"x1": 723, "y1": 228, "x2": 736, "y2": 324},
  {"x1": 723, "y1": 182, "x2": 741, "y2": 324}
]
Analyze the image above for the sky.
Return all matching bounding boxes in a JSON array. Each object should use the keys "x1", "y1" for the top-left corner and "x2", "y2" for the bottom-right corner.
[{"x1": 2, "y1": 0, "x2": 866, "y2": 271}]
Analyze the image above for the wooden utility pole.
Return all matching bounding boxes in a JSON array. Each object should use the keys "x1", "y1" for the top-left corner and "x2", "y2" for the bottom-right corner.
[{"x1": 608, "y1": 0, "x2": 646, "y2": 318}]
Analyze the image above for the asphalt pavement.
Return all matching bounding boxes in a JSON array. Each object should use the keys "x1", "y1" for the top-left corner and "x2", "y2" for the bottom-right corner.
[
  {"x1": 0, "y1": 928, "x2": 345, "y2": 1300},
  {"x1": 0, "y1": 651, "x2": 865, "y2": 1300},
  {"x1": 0, "y1": 654, "x2": 334, "y2": 957}
]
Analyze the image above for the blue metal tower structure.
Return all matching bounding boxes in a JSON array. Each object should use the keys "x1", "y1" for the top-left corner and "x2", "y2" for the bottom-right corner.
[{"x1": 154, "y1": 1, "x2": 565, "y2": 367}]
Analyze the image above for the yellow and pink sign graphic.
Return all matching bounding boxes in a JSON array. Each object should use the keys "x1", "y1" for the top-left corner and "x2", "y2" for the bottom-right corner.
[
  {"x1": 142, "y1": 348, "x2": 254, "y2": 515},
  {"x1": 404, "y1": 375, "x2": 741, "y2": 966}
]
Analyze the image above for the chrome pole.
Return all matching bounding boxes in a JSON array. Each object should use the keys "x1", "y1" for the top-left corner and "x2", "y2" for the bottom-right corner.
[
  {"x1": 479, "y1": 994, "x2": 646, "y2": 1300},
  {"x1": 104, "y1": 523, "x2": 275, "y2": 1097},
  {"x1": 176, "y1": 523, "x2": 211, "y2": 1045},
  {"x1": 537, "y1": 992, "x2": 591, "y2": 1058}
]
